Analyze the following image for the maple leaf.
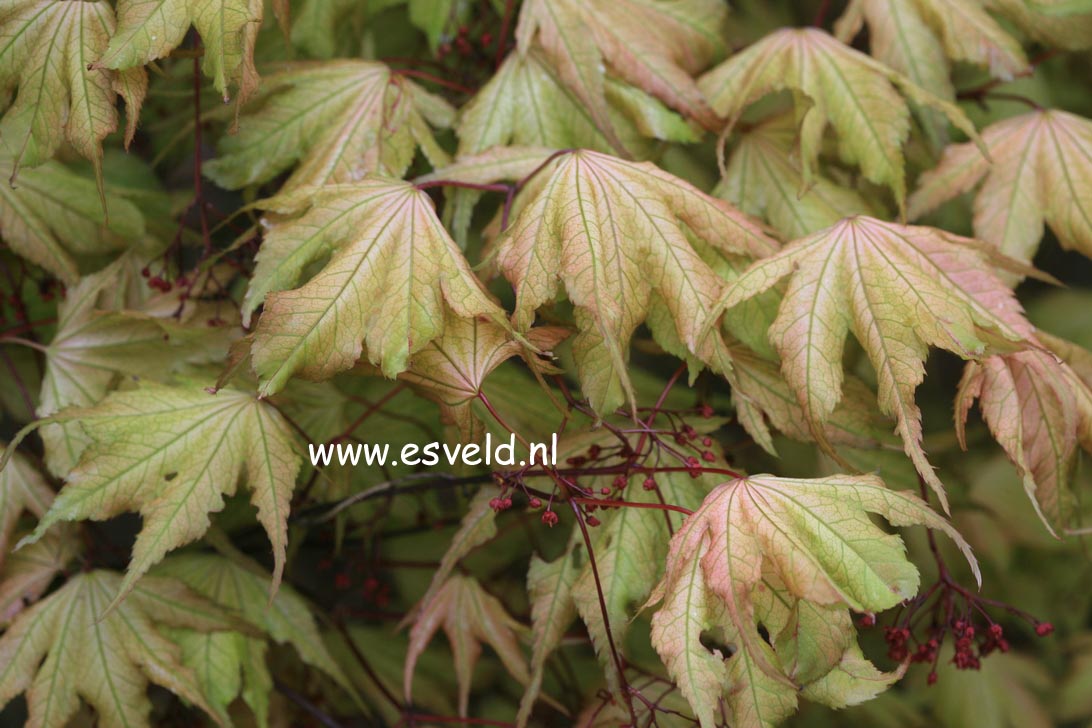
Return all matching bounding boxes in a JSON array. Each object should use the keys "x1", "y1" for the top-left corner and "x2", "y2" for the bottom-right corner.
[
  {"x1": 835, "y1": 0, "x2": 1027, "y2": 99},
  {"x1": 96, "y1": 0, "x2": 263, "y2": 102},
  {"x1": 37, "y1": 258, "x2": 231, "y2": 476},
  {"x1": 155, "y1": 551, "x2": 355, "y2": 726},
  {"x1": 0, "y1": 570, "x2": 246, "y2": 727},
  {"x1": 404, "y1": 574, "x2": 530, "y2": 717},
  {"x1": 988, "y1": 0, "x2": 1092, "y2": 49},
  {"x1": 245, "y1": 179, "x2": 510, "y2": 395},
  {"x1": 711, "y1": 216, "x2": 1038, "y2": 509},
  {"x1": 517, "y1": 540, "x2": 582, "y2": 728},
  {"x1": 727, "y1": 344, "x2": 899, "y2": 457},
  {"x1": 647, "y1": 473, "x2": 976, "y2": 728},
  {"x1": 0, "y1": 147, "x2": 145, "y2": 284},
  {"x1": 698, "y1": 28, "x2": 980, "y2": 211},
  {"x1": 717, "y1": 114, "x2": 876, "y2": 240},
  {"x1": 458, "y1": 51, "x2": 700, "y2": 157},
  {"x1": 0, "y1": 525, "x2": 76, "y2": 625},
  {"x1": 8, "y1": 381, "x2": 301, "y2": 606},
  {"x1": 909, "y1": 110, "x2": 1092, "y2": 265},
  {"x1": 571, "y1": 468, "x2": 718, "y2": 691},
  {"x1": 0, "y1": 446, "x2": 52, "y2": 568},
  {"x1": 514, "y1": 0, "x2": 725, "y2": 150},
  {"x1": 409, "y1": 490, "x2": 498, "y2": 617},
  {"x1": 399, "y1": 315, "x2": 567, "y2": 440},
  {"x1": 205, "y1": 61, "x2": 454, "y2": 192},
  {"x1": 0, "y1": 0, "x2": 146, "y2": 177},
  {"x1": 495, "y1": 149, "x2": 778, "y2": 414},
  {"x1": 956, "y1": 349, "x2": 1092, "y2": 534}
]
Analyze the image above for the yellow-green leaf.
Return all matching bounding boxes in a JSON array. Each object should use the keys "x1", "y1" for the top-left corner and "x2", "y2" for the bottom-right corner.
[
  {"x1": 0, "y1": 0, "x2": 146, "y2": 176},
  {"x1": 205, "y1": 61, "x2": 454, "y2": 192},
  {"x1": 495, "y1": 149, "x2": 777, "y2": 414},
  {"x1": 12, "y1": 382, "x2": 301, "y2": 606},
  {"x1": 0, "y1": 570, "x2": 243, "y2": 728},
  {"x1": 97, "y1": 0, "x2": 263, "y2": 102},
  {"x1": 245, "y1": 179, "x2": 510, "y2": 394},
  {"x1": 713, "y1": 216, "x2": 1037, "y2": 509},
  {"x1": 698, "y1": 28, "x2": 980, "y2": 212}
]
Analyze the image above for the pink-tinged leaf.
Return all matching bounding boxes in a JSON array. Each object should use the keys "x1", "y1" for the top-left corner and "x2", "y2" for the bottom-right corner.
[
  {"x1": 648, "y1": 472, "x2": 976, "y2": 727},
  {"x1": 713, "y1": 217, "x2": 1038, "y2": 510},
  {"x1": 404, "y1": 575, "x2": 530, "y2": 717},
  {"x1": 956, "y1": 349, "x2": 1092, "y2": 534},
  {"x1": 910, "y1": 110, "x2": 1092, "y2": 267}
]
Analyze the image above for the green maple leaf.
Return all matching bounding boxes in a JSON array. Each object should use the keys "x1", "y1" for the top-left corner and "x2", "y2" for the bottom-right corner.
[
  {"x1": 647, "y1": 473, "x2": 977, "y2": 728},
  {"x1": 698, "y1": 28, "x2": 980, "y2": 212},
  {"x1": 37, "y1": 259, "x2": 230, "y2": 476},
  {"x1": 910, "y1": 110, "x2": 1092, "y2": 266},
  {"x1": 96, "y1": 0, "x2": 263, "y2": 102},
  {"x1": 0, "y1": 570, "x2": 247, "y2": 728},
  {"x1": 517, "y1": 539, "x2": 581, "y2": 728},
  {"x1": 0, "y1": 0, "x2": 146, "y2": 177},
  {"x1": 712, "y1": 216, "x2": 1038, "y2": 509},
  {"x1": 0, "y1": 146, "x2": 145, "y2": 283},
  {"x1": 571, "y1": 468, "x2": 718, "y2": 690},
  {"x1": 155, "y1": 551, "x2": 355, "y2": 727},
  {"x1": 956, "y1": 348, "x2": 1092, "y2": 534},
  {"x1": 514, "y1": 0, "x2": 725, "y2": 149},
  {"x1": 717, "y1": 114, "x2": 876, "y2": 240},
  {"x1": 494, "y1": 149, "x2": 778, "y2": 414},
  {"x1": 205, "y1": 61, "x2": 454, "y2": 192},
  {"x1": 244, "y1": 179, "x2": 510, "y2": 395},
  {"x1": 8, "y1": 381, "x2": 301, "y2": 606},
  {"x1": 458, "y1": 50, "x2": 698, "y2": 157}
]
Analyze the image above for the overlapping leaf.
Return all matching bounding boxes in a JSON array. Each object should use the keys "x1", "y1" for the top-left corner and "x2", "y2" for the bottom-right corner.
[
  {"x1": 910, "y1": 110, "x2": 1092, "y2": 265},
  {"x1": 37, "y1": 259, "x2": 231, "y2": 476},
  {"x1": 399, "y1": 316, "x2": 567, "y2": 440},
  {"x1": 712, "y1": 217, "x2": 1038, "y2": 509},
  {"x1": 571, "y1": 468, "x2": 718, "y2": 690},
  {"x1": 245, "y1": 179, "x2": 510, "y2": 394},
  {"x1": 0, "y1": 570, "x2": 244, "y2": 728},
  {"x1": 9, "y1": 381, "x2": 301, "y2": 605},
  {"x1": 956, "y1": 348, "x2": 1092, "y2": 534},
  {"x1": 0, "y1": 525, "x2": 76, "y2": 625},
  {"x1": 517, "y1": 539, "x2": 581, "y2": 727},
  {"x1": 835, "y1": 0, "x2": 1027, "y2": 100},
  {"x1": 727, "y1": 344, "x2": 898, "y2": 457},
  {"x1": 698, "y1": 28, "x2": 980, "y2": 211},
  {"x1": 97, "y1": 0, "x2": 263, "y2": 102},
  {"x1": 0, "y1": 147, "x2": 145, "y2": 283},
  {"x1": 495, "y1": 149, "x2": 778, "y2": 413},
  {"x1": 155, "y1": 552, "x2": 354, "y2": 726},
  {"x1": 515, "y1": 0, "x2": 725, "y2": 150},
  {"x1": 0, "y1": 0, "x2": 146, "y2": 176},
  {"x1": 404, "y1": 574, "x2": 529, "y2": 717},
  {"x1": 205, "y1": 61, "x2": 454, "y2": 192},
  {"x1": 0, "y1": 447, "x2": 51, "y2": 568},
  {"x1": 457, "y1": 51, "x2": 697, "y2": 158},
  {"x1": 988, "y1": 0, "x2": 1092, "y2": 49},
  {"x1": 647, "y1": 473, "x2": 977, "y2": 728},
  {"x1": 717, "y1": 114, "x2": 876, "y2": 240}
]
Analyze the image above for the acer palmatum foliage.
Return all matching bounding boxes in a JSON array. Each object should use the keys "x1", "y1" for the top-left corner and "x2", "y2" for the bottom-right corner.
[{"x1": 0, "y1": 1, "x2": 1090, "y2": 727}]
